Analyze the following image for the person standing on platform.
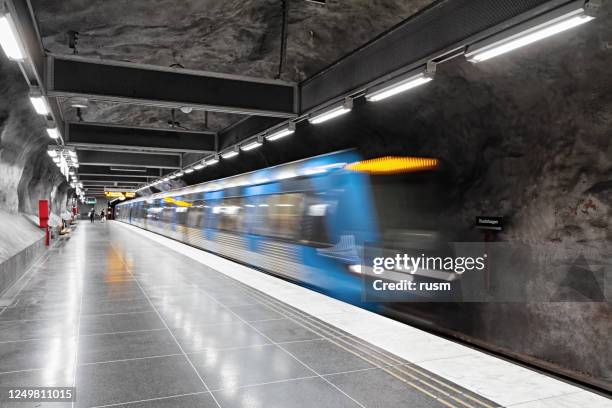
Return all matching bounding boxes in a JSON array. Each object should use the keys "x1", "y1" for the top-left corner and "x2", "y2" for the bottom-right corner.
[
  {"x1": 100, "y1": 209, "x2": 106, "y2": 223},
  {"x1": 89, "y1": 209, "x2": 95, "y2": 223}
]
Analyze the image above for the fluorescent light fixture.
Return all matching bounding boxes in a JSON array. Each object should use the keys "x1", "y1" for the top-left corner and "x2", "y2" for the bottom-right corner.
[
  {"x1": 466, "y1": 4, "x2": 595, "y2": 63},
  {"x1": 241, "y1": 137, "x2": 263, "y2": 152},
  {"x1": 266, "y1": 124, "x2": 295, "y2": 141},
  {"x1": 29, "y1": 95, "x2": 49, "y2": 115},
  {"x1": 0, "y1": 13, "x2": 25, "y2": 60},
  {"x1": 46, "y1": 128, "x2": 59, "y2": 139},
  {"x1": 205, "y1": 156, "x2": 219, "y2": 166},
  {"x1": 52, "y1": 157, "x2": 60, "y2": 163},
  {"x1": 309, "y1": 98, "x2": 353, "y2": 125},
  {"x1": 184, "y1": 168, "x2": 194, "y2": 174},
  {"x1": 221, "y1": 148, "x2": 239, "y2": 159},
  {"x1": 47, "y1": 149, "x2": 57, "y2": 157},
  {"x1": 163, "y1": 177, "x2": 170, "y2": 182},
  {"x1": 366, "y1": 71, "x2": 433, "y2": 102},
  {"x1": 194, "y1": 162, "x2": 205, "y2": 170},
  {"x1": 169, "y1": 174, "x2": 177, "y2": 179},
  {"x1": 176, "y1": 171, "x2": 184, "y2": 177}
]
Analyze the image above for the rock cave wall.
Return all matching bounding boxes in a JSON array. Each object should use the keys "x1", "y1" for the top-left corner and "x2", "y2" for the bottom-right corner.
[{"x1": 0, "y1": 58, "x2": 71, "y2": 265}]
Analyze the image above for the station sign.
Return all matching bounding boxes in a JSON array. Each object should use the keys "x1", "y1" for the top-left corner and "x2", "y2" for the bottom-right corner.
[
  {"x1": 104, "y1": 191, "x2": 136, "y2": 198},
  {"x1": 85, "y1": 197, "x2": 97, "y2": 205},
  {"x1": 475, "y1": 216, "x2": 503, "y2": 231}
]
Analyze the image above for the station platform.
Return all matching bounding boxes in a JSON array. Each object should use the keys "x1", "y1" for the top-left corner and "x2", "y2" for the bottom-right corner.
[{"x1": 0, "y1": 221, "x2": 609, "y2": 408}]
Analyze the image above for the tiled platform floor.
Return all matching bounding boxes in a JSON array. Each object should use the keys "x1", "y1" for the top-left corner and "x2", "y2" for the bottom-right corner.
[{"x1": 1, "y1": 222, "x2": 503, "y2": 407}]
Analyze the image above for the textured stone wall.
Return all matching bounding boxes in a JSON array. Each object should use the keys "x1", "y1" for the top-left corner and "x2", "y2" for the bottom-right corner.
[{"x1": 0, "y1": 58, "x2": 70, "y2": 259}]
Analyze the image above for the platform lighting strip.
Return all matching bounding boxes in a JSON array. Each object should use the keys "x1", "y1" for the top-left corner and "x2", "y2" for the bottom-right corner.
[
  {"x1": 308, "y1": 99, "x2": 353, "y2": 125},
  {"x1": 366, "y1": 71, "x2": 433, "y2": 102},
  {"x1": 221, "y1": 147, "x2": 239, "y2": 159},
  {"x1": 0, "y1": 13, "x2": 24, "y2": 60},
  {"x1": 241, "y1": 137, "x2": 263, "y2": 152},
  {"x1": 465, "y1": 3, "x2": 595, "y2": 63},
  {"x1": 29, "y1": 94, "x2": 49, "y2": 115}
]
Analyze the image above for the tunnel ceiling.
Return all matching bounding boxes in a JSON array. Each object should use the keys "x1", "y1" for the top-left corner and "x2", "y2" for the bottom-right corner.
[{"x1": 32, "y1": 0, "x2": 436, "y2": 131}]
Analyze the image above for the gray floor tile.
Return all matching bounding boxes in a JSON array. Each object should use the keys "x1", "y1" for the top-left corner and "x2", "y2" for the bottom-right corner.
[
  {"x1": 171, "y1": 321, "x2": 271, "y2": 353},
  {"x1": 158, "y1": 305, "x2": 239, "y2": 328},
  {"x1": 80, "y1": 298, "x2": 153, "y2": 315},
  {"x1": 228, "y1": 303, "x2": 285, "y2": 322},
  {"x1": 79, "y1": 311, "x2": 165, "y2": 335},
  {"x1": 112, "y1": 392, "x2": 218, "y2": 408},
  {"x1": 250, "y1": 318, "x2": 323, "y2": 343},
  {"x1": 0, "y1": 337, "x2": 76, "y2": 372},
  {"x1": 75, "y1": 355, "x2": 205, "y2": 407},
  {"x1": 0, "y1": 319, "x2": 77, "y2": 342},
  {"x1": 0, "y1": 306, "x2": 76, "y2": 322},
  {"x1": 0, "y1": 365, "x2": 73, "y2": 387},
  {"x1": 189, "y1": 344, "x2": 313, "y2": 390},
  {"x1": 326, "y1": 365, "x2": 448, "y2": 408},
  {"x1": 281, "y1": 339, "x2": 375, "y2": 375},
  {"x1": 213, "y1": 377, "x2": 361, "y2": 408},
  {"x1": 78, "y1": 330, "x2": 180, "y2": 364}
]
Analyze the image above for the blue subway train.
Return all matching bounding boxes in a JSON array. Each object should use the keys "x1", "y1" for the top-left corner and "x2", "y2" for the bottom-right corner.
[{"x1": 115, "y1": 150, "x2": 459, "y2": 306}]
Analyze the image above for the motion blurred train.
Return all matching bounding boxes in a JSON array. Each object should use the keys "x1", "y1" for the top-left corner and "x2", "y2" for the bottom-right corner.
[{"x1": 115, "y1": 150, "x2": 460, "y2": 305}]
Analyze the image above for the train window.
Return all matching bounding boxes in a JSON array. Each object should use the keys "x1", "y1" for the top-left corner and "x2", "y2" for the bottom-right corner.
[
  {"x1": 266, "y1": 193, "x2": 304, "y2": 240},
  {"x1": 301, "y1": 193, "x2": 333, "y2": 245},
  {"x1": 215, "y1": 197, "x2": 244, "y2": 233},
  {"x1": 186, "y1": 200, "x2": 206, "y2": 228}
]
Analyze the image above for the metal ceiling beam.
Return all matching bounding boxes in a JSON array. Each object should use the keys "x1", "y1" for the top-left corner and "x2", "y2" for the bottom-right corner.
[
  {"x1": 77, "y1": 165, "x2": 167, "y2": 177},
  {"x1": 47, "y1": 55, "x2": 298, "y2": 118},
  {"x1": 83, "y1": 181, "x2": 141, "y2": 186},
  {"x1": 65, "y1": 122, "x2": 216, "y2": 153},
  {"x1": 80, "y1": 175, "x2": 150, "y2": 183},
  {"x1": 77, "y1": 150, "x2": 181, "y2": 169}
]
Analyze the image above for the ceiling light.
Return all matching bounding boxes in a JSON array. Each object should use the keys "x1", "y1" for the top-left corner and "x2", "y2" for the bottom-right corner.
[
  {"x1": 69, "y1": 97, "x2": 89, "y2": 109},
  {"x1": 221, "y1": 148, "x2": 239, "y2": 159},
  {"x1": 46, "y1": 127, "x2": 59, "y2": 139},
  {"x1": 176, "y1": 171, "x2": 184, "y2": 177},
  {"x1": 52, "y1": 157, "x2": 60, "y2": 163},
  {"x1": 163, "y1": 177, "x2": 170, "y2": 182},
  {"x1": 266, "y1": 123, "x2": 295, "y2": 141},
  {"x1": 308, "y1": 98, "x2": 353, "y2": 124},
  {"x1": 169, "y1": 174, "x2": 177, "y2": 179},
  {"x1": 47, "y1": 149, "x2": 57, "y2": 157},
  {"x1": 241, "y1": 137, "x2": 263, "y2": 152},
  {"x1": 466, "y1": 3, "x2": 595, "y2": 63},
  {"x1": 29, "y1": 94, "x2": 49, "y2": 115},
  {"x1": 366, "y1": 70, "x2": 433, "y2": 102},
  {"x1": 73, "y1": 163, "x2": 79, "y2": 168},
  {"x1": 194, "y1": 162, "x2": 205, "y2": 170},
  {"x1": 184, "y1": 168, "x2": 194, "y2": 174},
  {"x1": 0, "y1": 13, "x2": 25, "y2": 60},
  {"x1": 205, "y1": 155, "x2": 219, "y2": 166}
]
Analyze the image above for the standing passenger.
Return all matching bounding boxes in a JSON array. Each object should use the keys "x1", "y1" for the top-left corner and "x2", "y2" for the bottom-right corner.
[
  {"x1": 89, "y1": 209, "x2": 95, "y2": 223},
  {"x1": 100, "y1": 209, "x2": 106, "y2": 223}
]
